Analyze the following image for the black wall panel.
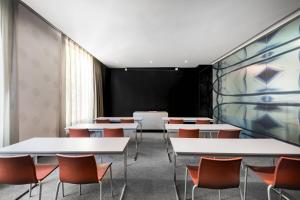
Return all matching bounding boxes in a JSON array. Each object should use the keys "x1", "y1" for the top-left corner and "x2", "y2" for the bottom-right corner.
[{"x1": 103, "y1": 66, "x2": 212, "y2": 117}]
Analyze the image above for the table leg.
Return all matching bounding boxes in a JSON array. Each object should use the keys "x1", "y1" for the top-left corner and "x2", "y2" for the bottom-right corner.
[
  {"x1": 139, "y1": 122, "x2": 143, "y2": 143},
  {"x1": 173, "y1": 152, "x2": 180, "y2": 200},
  {"x1": 166, "y1": 131, "x2": 172, "y2": 162},
  {"x1": 120, "y1": 147, "x2": 127, "y2": 200},
  {"x1": 134, "y1": 129, "x2": 138, "y2": 161}
]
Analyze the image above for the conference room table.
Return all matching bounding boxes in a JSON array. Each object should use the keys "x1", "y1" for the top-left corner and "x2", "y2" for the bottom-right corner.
[
  {"x1": 66, "y1": 123, "x2": 139, "y2": 160},
  {"x1": 95, "y1": 117, "x2": 144, "y2": 142},
  {"x1": 0, "y1": 137, "x2": 130, "y2": 200},
  {"x1": 165, "y1": 123, "x2": 241, "y2": 161},
  {"x1": 170, "y1": 138, "x2": 300, "y2": 200},
  {"x1": 162, "y1": 117, "x2": 213, "y2": 123}
]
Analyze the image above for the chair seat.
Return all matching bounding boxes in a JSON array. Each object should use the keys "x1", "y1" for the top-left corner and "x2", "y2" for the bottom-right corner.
[
  {"x1": 187, "y1": 165, "x2": 199, "y2": 186},
  {"x1": 36, "y1": 164, "x2": 58, "y2": 181},
  {"x1": 97, "y1": 163, "x2": 112, "y2": 181},
  {"x1": 248, "y1": 165, "x2": 275, "y2": 186}
]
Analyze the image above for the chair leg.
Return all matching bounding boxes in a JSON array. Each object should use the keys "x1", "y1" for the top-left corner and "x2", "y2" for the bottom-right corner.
[
  {"x1": 192, "y1": 185, "x2": 197, "y2": 200},
  {"x1": 29, "y1": 184, "x2": 32, "y2": 198},
  {"x1": 37, "y1": 181, "x2": 42, "y2": 200},
  {"x1": 184, "y1": 167, "x2": 188, "y2": 200},
  {"x1": 267, "y1": 185, "x2": 272, "y2": 200},
  {"x1": 62, "y1": 183, "x2": 65, "y2": 197},
  {"x1": 243, "y1": 167, "x2": 248, "y2": 200},
  {"x1": 239, "y1": 186, "x2": 244, "y2": 200},
  {"x1": 110, "y1": 166, "x2": 113, "y2": 197},
  {"x1": 55, "y1": 181, "x2": 61, "y2": 200},
  {"x1": 99, "y1": 181, "x2": 102, "y2": 200},
  {"x1": 218, "y1": 190, "x2": 221, "y2": 200},
  {"x1": 79, "y1": 184, "x2": 82, "y2": 195},
  {"x1": 279, "y1": 189, "x2": 282, "y2": 200}
]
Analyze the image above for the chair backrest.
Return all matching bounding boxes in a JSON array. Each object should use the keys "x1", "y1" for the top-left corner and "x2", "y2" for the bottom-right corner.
[
  {"x1": 197, "y1": 157, "x2": 242, "y2": 189},
  {"x1": 195, "y1": 119, "x2": 210, "y2": 124},
  {"x1": 95, "y1": 119, "x2": 110, "y2": 124},
  {"x1": 120, "y1": 119, "x2": 134, "y2": 123},
  {"x1": 0, "y1": 155, "x2": 37, "y2": 184},
  {"x1": 217, "y1": 130, "x2": 240, "y2": 139},
  {"x1": 69, "y1": 128, "x2": 90, "y2": 137},
  {"x1": 57, "y1": 154, "x2": 98, "y2": 184},
  {"x1": 103, "y1": 128, "x2": 124, "y2": 137},
  {"x1": 169, "y1": 119, "x2": 184, "y2": 124},
  {"x1": 273, "y1": 157, "x2": 300, "y2": 189},
  {"x1": 178, "y1": 129, "x2": 199, "y2": 138}
]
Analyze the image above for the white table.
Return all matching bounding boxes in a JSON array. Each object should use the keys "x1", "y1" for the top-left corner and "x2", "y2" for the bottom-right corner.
[
  {"x1": 170, "y1": 138, "x2": 300, "y2": 200},
  {"x1": 0, "y1": 137, "x2": 130, "y2": 200},
  {"x1": 95, "y1": 117, "x2": 144, "y2": 142},
  {"x1": 165, "y1": 124, "x2": 241, "y2": 161},
  {"x1": 66, "y1": 123, "x2": 139, "y2": 160},
  {"x1": 162, "y1": 117, "x2": 213, "y2": 123}
]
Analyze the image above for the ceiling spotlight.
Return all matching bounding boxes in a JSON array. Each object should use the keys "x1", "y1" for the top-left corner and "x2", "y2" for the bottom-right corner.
[
  {"x1": 175, "y1": 67, "x2": 179, "y2": 71},
  {"x1": 124, "y1": 68, "x2": 128, "y2": 71},
  {"x1": 149, "y1": 60, "x2": 153, "y2": 64},
  {"x1": 184, "y1": 60, "x2": 188, "y2": 63}
]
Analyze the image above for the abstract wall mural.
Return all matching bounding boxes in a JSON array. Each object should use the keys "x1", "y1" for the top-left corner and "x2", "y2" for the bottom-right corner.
[{"x1": 213, "y1": 16, "x2": 300, "y2": 145}]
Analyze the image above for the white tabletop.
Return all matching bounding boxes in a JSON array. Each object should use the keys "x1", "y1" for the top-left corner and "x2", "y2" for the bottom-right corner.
[
  {"x1": 0, "y1": 137, "x2": 130, "y2": 155},
  {"x1": 165, "y1": 123, "x2": 241, "y2": 131},
  {"x1": 162, "y1": 117, "x2": 213, "y2": 122},
  {"x1": 171, "y1": 138, "x2": 300, "y2": 157},
  {"x1": 66, "y1": 123, "x2": 139, "y2": 131},
  {"x1": 95, "y1": 117, "x2": 143, "y2": 122}
]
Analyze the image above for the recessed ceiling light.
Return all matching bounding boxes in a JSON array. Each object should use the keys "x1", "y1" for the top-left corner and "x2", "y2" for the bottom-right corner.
[
  {"x1": 175, "y1": 67, "x2": 179, "y2": 71},
  {"x1": 124, "y1": 68, "x2": 128, "y2": 71},
  {"x1": 184, "y1": 60, "x2": 188, "y2": 63},
  {"x1": 149, "y1": 60, "x2": 153, "y2": 64}
]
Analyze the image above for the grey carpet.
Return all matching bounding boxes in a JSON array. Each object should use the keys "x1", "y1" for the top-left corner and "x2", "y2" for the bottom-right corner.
[{"x1": 0, "y1": 132, "x2": 299, "y2": 200}]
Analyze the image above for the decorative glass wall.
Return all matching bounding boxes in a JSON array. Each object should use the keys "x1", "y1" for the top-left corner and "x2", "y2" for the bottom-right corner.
[{"x1": 213, "y1": 16, "x2": 300, "y2": 145}]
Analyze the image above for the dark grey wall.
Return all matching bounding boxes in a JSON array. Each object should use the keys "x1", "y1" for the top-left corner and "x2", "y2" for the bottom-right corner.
[{"x1": 103, "y1": 66, "x2": 212, "y2": 117}]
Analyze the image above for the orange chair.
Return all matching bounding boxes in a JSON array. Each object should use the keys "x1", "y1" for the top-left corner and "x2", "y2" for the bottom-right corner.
[
  {"x1": 120, "y1": 119, "x2": 134, "y2": 123},
  {"x1": 0, "y1": 155, "x2": 57, "y2": 200},
  {"x1": 245, "y1": 157, "x2": 300, "y2": 200},
  {"x1": 184, "y1": 157, "x2": 243, "y2": 200},
  {"x1": 178, "y1": 129, "x2": 199, "y2": 138},
  {"x1": 195, "y1": 119, "x2": 210, "y2": 124},
  {"x1": 103, "y1": 128, "x2": 124, "y2": 137},
  {"x1": 96, "y1": 119, "x2": 111, "y2": 123},
  {"x1": 169, "y1": 119, "x2": 184, "y2": 124},
  {"x1": 55, "y1": 154, "x2": 113, "y2": 200},
  {"x1": 69, "y1": 128, "x2": 90, "y2": 137},
  {"x1": 217, "y1": 130, "x2": 240, "y2": 138}
]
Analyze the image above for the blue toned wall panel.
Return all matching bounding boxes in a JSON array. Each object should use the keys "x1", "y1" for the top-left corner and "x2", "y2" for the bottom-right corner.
[{"x1": 213, "y1": 16, "x2": 300, "y2": 145}]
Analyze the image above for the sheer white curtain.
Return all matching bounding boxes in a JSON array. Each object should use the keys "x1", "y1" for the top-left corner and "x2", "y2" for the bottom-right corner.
[
  {"x1": 0, "y1": 0, "x2": 13, "y2": 147},
  {"x1": 64, "y1": 37, "x2": 95, "y2": 126}
]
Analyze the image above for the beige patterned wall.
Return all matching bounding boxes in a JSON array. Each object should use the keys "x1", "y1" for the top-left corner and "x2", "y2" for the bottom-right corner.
[{"x1": 16, "y1": 4, "x2": 62, "y2": 141}]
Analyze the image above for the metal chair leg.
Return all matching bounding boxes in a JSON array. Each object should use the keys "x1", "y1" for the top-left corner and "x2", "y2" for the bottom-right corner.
[
  {"x1": 239, "y1": 186, "x2": 244, "y2": 200},
  {"x1": 218, "y1": 190, "x2": 221, "y2": 200},
  {"x1": 62, "y1": 183, "x2": 65, "y2": 197},
  {"x1": 244, "y1": 167, "x2": 248, "y2": 200},
  {"x1": 110, "y1": 166, "x2": 113, "y2": 197},
  {"x1": 79, "y1": 184, "x2": 82, "y2": 195},
  {"x1": 192, "y1": 185, "x2": 197, "y2": 200},
  {"x1": 29, "y1": 184, "x2": 32, "y2": 198},
  {"x1": 55, "y1": 181, "x2": 61, "y2": 200},
  {"x1": 184, "y1": 167, "x2": 188, "y2": 200},
  {"x1": 38, "y1": 181, "x2": 42, "y2": 200},
  {"x1": 99, "y1": 181, "x2": 102, "y2": 200},
  {"x1": 267, "y1": 185, "x2": 272, "y2": 200}
]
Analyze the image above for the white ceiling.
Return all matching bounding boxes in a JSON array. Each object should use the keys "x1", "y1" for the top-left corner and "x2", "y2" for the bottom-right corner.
[{"x1": 21, "y1": 0, "x2": 300, "y2": 68}]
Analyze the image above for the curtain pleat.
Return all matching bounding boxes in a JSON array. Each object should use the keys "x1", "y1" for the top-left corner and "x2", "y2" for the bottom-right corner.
[
  {"x1": 0, "y1": 0, "x2": 14, "y2": 147},
  {"x1": 93, "y1": 58, "x2": 104, "y2": 117}
]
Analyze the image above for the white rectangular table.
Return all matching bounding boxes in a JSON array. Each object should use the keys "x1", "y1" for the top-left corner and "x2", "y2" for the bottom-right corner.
[
  {"x1": 165, "y1": 124, "x2": 241, "y2": 161},
  {"x1": 0, "y1": 137, "x2": 130, "y2": 200},
  {"x1": 170, "y1": 138, "x2": 300, "y2": 200},
  {"x1": 162, "y1": 117, "x2": 213, "y2": 123},
  {"x1": 66, "y1": 123, "x2": 139, "y2": 160},
  {"x1": 95, "y1": 117, "x2": 144, "y2": 142}
]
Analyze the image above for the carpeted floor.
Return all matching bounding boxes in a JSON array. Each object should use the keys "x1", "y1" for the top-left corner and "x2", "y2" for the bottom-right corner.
[{"x1": 0, "y1": 132, "x2": 299, "y2": 200}]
